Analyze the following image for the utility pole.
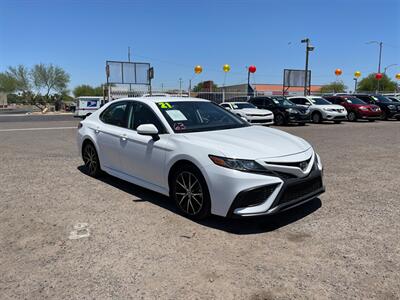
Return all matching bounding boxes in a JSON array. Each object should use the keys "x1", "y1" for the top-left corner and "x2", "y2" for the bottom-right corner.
[
  {"x1": 128, "y1": 46, "x2": 132, "y2": 92},
  {"x1": 179, "y1": 78, "x2": 182, "y2": 96},
  {"x1": 367, "y1": 41, "x2": 384, "y2": 92},
  {"x1": 301, "y1": 38, "x2": 314, "y2": 96}
]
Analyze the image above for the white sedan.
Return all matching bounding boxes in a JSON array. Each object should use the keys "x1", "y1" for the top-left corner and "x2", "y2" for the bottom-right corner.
[
  {"x1": 77, "y1": 97, "x2": 324, "y2": 219},
  {"x1": 220, "y1": 102, "x2": 274, "y2": 125}
]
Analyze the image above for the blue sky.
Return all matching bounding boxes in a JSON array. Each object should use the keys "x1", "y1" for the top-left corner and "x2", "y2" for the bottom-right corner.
[{"x1": 1, "y1": 0, "x2": 399, "y2": 92}]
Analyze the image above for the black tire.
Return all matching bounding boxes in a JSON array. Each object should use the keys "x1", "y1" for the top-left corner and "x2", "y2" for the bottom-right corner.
[
  {"x1": 298, "y1": 122, "x2": 306, "y2": 126},
  {"x1": 380, "y1": 111, "x2": 388, "y2": 121},
  {"x1": 348, "y1": 111, "x2": 357, "y2": 122},
  {"x1": 275, "y1": 114, "x2": 286, "y2": 126},
  {"x1": 82, "y1": 142, "x2": 102, "y2": 178},
  {"x1": 334, "y1": 120, "x2": 341, "y2": 124},
  {"x1": 368, "y1": 119, "x2": 375, "y2": 122},
  {"x1": 396, "y1": 117, "x2": 400, "y2": 121},
  {"x1": 312, "y1": 112, "x2": 322, "y2": 123},
  {"x1": 171, "y1": 164, "x2": 211, "y2": 220}
]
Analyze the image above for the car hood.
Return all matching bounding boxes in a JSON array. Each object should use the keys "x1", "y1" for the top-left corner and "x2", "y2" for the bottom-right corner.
[
  {"x1": 181, "y1": 126, "x2": 311, "y2": 159},
  {"x1": 237, "y1": 108, "x2": 272, "y2": 114}
]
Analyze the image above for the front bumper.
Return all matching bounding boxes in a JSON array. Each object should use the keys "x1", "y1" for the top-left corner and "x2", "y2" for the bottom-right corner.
[
  {"x1": 246, "y1": 115, "x2": 274, "y2": 125},
  {"x1": 227, "y1": 164, "x2": 324, "y2": 217},
  {"x1": 203, "y1": 153, "x2": 325, "y2": 217},
  {"x1": 288, "y1": 113, "x2": 310, "y2": 123},
  {"x1": 322, "y1": 111, "x2": 347, "y2": 121}
]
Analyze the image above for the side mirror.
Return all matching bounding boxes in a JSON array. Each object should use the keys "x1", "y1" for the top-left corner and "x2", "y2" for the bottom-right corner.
[{"x1": 137, "y1": 124, "x2": 159, "y2": 139}]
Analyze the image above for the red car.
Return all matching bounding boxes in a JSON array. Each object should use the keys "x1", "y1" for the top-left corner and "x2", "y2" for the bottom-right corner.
[{"x1": 324, "y1": 95, "x2": 382, "y2": 121}]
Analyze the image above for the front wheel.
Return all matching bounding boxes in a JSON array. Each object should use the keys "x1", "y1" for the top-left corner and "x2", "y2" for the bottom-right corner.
[
  {"x1": 171, "y1": 165, "x2": 211, "y2": 220},
  {"x1": 274, "y1": 114, "x2": 286, "y2": 126},
  {"x1": 380, "y1": 111, "x2": 388, "y2": 120},
  {"x1": 82, "y1": 142, "x2": 102, "y2": 177}
]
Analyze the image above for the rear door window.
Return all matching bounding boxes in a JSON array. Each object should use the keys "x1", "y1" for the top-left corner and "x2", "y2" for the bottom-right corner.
[{"x1": 100, "y1": 102, "x2": 129, "y2": 127}]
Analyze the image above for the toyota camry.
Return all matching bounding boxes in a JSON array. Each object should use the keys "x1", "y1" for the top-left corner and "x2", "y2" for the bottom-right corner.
[{"x1": 77, "y1": 97, "x2": 325, "y2": 219}]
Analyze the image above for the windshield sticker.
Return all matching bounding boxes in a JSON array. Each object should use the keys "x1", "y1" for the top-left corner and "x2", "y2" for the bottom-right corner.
[
  {"x1": 158, "y1": 102, "x2": 173, "y2": 109},
  {"x1": 174, "y1": 123, "x2": 186, "y2": 131},
  {"x1": 165, "y1": 109, "x2": 187, "y2": 121}
]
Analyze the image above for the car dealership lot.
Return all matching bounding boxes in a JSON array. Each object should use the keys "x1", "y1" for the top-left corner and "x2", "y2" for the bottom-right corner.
[{"x1": 0, "y1": 117, "x2": 399, "y2": 299}]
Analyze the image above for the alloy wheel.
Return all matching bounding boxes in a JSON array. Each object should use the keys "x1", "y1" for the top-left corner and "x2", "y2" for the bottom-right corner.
[
  {"x1": 83, "y1": 144, "x2": 98, "y2": 176},
  {"x1": 175, "y1": 171, "x2": 204, "y2": 215}
]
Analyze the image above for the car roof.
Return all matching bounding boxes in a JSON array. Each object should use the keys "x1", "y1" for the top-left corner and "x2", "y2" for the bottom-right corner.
[{"x1": 109, "y1": 96, "x2": 210, "y2": 103}]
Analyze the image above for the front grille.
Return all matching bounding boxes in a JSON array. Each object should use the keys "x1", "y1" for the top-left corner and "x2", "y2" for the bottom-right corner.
[
  {"x1": 265, "y1": 158, "x2": 311, "y2": 171},
  {"x1": 246, "y1": 113, "x2": 271, "y2": 117},
  {"x1": 279, "y1": 177, "x2": 323, "y2": 205}
]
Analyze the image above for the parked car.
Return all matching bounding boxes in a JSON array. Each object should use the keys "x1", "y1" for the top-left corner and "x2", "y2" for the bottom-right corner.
[
  {"x1": 77, "y1": 97, "x2": 324, "y2": 219},
  {"x1": 352, "y1": 94, "x2": 400, "y2": 120},
  {"x1": 220, "y1": 102, "x2": 274, "y2": 125},
  {"x1": 387, "y1": 96, "x2": 400, "y2": 103},
  {"x1": 324, "y1": 95, "x2": 382, "y2": 122},
  {"x1": 248, "y1": 96, "x2": 310, "y2": 125},
  {"x1": 287, "y1": 96, "x2": 347, "y2": 124}
]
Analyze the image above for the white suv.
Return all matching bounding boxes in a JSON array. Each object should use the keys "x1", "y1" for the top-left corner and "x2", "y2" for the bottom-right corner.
[
  {"x1": 220, "y1": 102, "x2": 274, "y2": 125},
  {"x1": 288, "y1": 96, "x2": 347, "y2": 124}
]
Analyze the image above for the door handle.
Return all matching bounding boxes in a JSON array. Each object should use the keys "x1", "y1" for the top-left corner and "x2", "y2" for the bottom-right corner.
[
  {"x1": 95, "y1": 127, "x2": 100, "y2": 134},
  {"x1": 120, "y1": 134, "x2": 127, "y2": 141}
]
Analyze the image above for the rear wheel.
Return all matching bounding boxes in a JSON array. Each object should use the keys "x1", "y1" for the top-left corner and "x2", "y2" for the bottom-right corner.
[
  {"x1": 82, "y1": 142, "x2": 102, "y2": 177},
  {"x1": 348, "y1": 111, "x2": 357, "y2": 122},
  {"x1": 275, "y1": 114, "x2": 286, "y2": 126},
  {"x1": 171, "y1": 164, "x2": 211, "y2": 220}
]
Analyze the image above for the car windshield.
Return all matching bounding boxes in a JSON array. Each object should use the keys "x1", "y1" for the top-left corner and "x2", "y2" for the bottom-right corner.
[
  {"x1": 371, "y1": 95, "x2": 393, "y2": 103},
  {"x1": 233, "y1": 103, "x2": 256, "y2": 109},
  {"x1": 310, "y1": 97, "x2": 331, "y2": 105},
  {"x1": 272, "y1": 98, "x2": 295, "y2": 106},
  {"x1": 157, "y1": 101, "x2": 249, "y2": 133},
  {"x1": 345, "y1": 97, "x2": 366, "y2": 104}
]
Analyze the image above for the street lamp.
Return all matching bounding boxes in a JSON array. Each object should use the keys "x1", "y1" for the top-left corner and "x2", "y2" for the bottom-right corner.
[
  {"x1": 301, "y1": 38, "x2": 314, "y2": 96},
  {"x1": 384, "y1": 64, "x2": 398, "y2": 74},
  {"x1": 353, "y1": 78, "x2": 358, "y2": 93},
  {"x1": 366, "y1": 41, "x2": 383, "y2": 91}
]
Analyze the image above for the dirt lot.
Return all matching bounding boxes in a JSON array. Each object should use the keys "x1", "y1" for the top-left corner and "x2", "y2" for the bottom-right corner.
[{"x1": 0, "y1": 118, "x2": 399, "y2": 300}]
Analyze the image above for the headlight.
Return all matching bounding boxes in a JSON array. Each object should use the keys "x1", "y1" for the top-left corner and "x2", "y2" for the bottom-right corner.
[
  {"x1": 323, "y1": 108, "x2": 335, "y2": 112},
  {"x1": 359, "y1": 106, "x2": 369, "y2": 111},
  {"x1": 388, "y1": 105, "x2": 395, "y2": 109},
  {"x1": 286, "y1": 108, "x2": 298, "y2": 114},
  {"x1": 209, "y1": 155, "x2": 265, "y2": 172}
]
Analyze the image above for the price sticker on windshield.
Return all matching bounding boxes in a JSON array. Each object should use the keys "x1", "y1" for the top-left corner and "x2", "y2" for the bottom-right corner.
[{"x1": 158, "y1": 102, "x2": 172, "y2": 109}]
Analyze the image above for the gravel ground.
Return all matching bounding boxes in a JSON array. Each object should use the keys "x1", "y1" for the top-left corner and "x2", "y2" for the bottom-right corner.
[{"x1": 0, "y1": 119, "x2": 399, "y2": 300}]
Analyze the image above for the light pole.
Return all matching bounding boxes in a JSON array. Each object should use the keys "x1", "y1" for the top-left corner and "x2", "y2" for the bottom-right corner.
[
  {"x1": 367, "y1": 41, "x2": 383, "y2": 91},
  {"x1": 179, "y1": 78, "x2": 182, "y2": 96},
  {"x1": 384, "y1": 64, "x2": 398, "y2": 74},
  {"x1": 353, "y1": 78, "x2": 358, "y2": 93},
  {"x1": 301, "y1": 38, "x2": 314, "y2": 96}
]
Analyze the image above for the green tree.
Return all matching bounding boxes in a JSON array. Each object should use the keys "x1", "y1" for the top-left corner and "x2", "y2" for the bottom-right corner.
[
  {"x1": 320, "y1": 81, "x2": 347, "y2": 93},
  {"x1": 4, "y1": 64, "x2": 70, "y2": 110},
  {"x1": 357, "y1": 73, "x2": 397, "y2": 92},
  {"x1": 192, "y1": 81, "x2": 218, "y2": 92},
  {"x1": 73, "y1": 84, "x2": 103, "y2": 97},
  {"x1": 31, "y1": 63, "x2": 70, "y2": 98},
  {"x1": 0, "y1": 72, "x2": 18, "y2": 93}
]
